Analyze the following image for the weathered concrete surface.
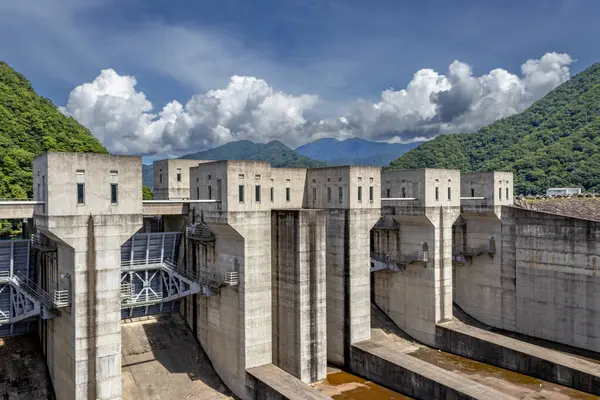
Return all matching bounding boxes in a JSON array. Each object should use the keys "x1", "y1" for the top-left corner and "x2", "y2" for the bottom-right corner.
[
  {"x1": 437, "y1": 318, "x2": 600, "y2": 395},
  {"x1": 34, "y1": 152, "x2": 144, "y2": 400},
  {"x1": 454, "y1": 205, "x2": 600, "y2": 354},
  {"x1": 0, "y1": 334, "x2": 55, "y2": 400},
  {"x1": 271, "y1": 209, "x2": 327, "y2": 383},
  {"x1": 0, "y1": 201, "x2": 43, "y2": 219},
  {"x1": 351, "y1": 306, "x2": 516, "y2": 400},
  {"x1": 365, "y1": 305, "x2": 597, "y2": 399},
  {"x1": 121, "y1": 314, "x2": 234, "y2": 400},
  {"x1": 246, "y1": 364, "x2": 331, "y2": 400}
]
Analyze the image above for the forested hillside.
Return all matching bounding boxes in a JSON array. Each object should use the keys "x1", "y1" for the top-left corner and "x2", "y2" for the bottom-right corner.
[
  {"x1": 0, "y1": 61, "x2": 107, "y2": 199},
  {"x1": 390, "y1": 62, "x2": 600, "y2": 195}
]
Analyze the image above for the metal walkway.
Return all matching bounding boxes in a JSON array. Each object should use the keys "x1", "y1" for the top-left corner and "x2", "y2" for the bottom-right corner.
[
  {"x1": 120, "y1": 232, "x2": 238, "y2": 318},
  {"x1": 0, "y1": 239, "x2": 69, "y2": 336}
]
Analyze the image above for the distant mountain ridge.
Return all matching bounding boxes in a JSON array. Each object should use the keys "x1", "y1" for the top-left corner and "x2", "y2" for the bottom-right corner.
[
  {"x1": 142, "y1": 140, "x2": 326, "y2": 188},
  {"x1": 295, "y1": 137, "x2": 424, "y2": 166},
  {"x1": 390, "y1": 62, "x2": 600, "y2": 195}
]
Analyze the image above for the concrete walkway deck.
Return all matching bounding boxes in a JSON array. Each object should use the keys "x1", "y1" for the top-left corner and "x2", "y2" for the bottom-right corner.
[{"x1": 121, "y1": 314, "x2": 235, "y2": 400}]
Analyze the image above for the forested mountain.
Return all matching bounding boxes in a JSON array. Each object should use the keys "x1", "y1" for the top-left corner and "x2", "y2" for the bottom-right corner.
[
  {"x1": 390, "y1": 62, "x2": 600, "y2": 195},
  {"x1": 181, "y1": 139, "x2": 326, "y2": 168},
  {"x1": 296, "y1": 137, "x2": 423, "y2": 166},
  {"x1": 0, "y1": 61, "x2": 107, "y2": 199}
]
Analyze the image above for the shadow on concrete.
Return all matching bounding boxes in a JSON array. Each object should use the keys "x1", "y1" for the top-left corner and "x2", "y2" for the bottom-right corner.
[
  {"x1": 122, "y1": 313, "x2": 235, "y2": 399},
  {"x1": 0, "y1": 333, "x2": 55, "y2": 399}
]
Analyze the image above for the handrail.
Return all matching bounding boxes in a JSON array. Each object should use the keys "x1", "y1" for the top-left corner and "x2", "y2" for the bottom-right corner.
[
  {"x1": 371, "y1": 250, "x2": 428, "y2": 266},
  {"x1": 0, "y1": 199, "x2": 45, "y2": 205},
  {"x1": 11, "y1": 272, "x2": 55, "y2": 310},
  {"x1": 121, "y1": 258, "x2": 238, "y2": 288},
  {"x1": 143, "y1": 199, "x2": 221, "y2": 204},
  {"x1": 381, "y1": 198, "x2": 417, "y2": 201}
]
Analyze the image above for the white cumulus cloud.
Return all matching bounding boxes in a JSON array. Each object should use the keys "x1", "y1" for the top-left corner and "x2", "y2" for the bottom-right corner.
[{"x1": 61, "y1": 52, "x2": 573, "y2": 155}]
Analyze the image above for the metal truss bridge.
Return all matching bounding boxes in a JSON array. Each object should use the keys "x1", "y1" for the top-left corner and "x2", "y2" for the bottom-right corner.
[
  {"x1": 0, "y1": 238, "x2": 69, "y2": 336},
  {"x1": 120, "y1": 231, "x2": 238, "y2": 318}
]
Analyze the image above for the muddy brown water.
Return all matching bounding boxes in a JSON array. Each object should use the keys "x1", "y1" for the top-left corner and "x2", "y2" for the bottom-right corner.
[{"x1": 312, "y1": 367, "x2": 412, "y2": 399}]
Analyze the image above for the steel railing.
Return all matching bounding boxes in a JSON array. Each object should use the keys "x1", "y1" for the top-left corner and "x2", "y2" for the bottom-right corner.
[
  {"x1": 121, "y1": 258, "x2": 238, "y2": 289},
  {"x1": 186, "y1": 226, "x2": 216, "y2": 242},
  {"x1": 1, "y1": 271, "x2": 69, "y2": 310},
  {"x1": 30, "y1": 234, "x2": 57, "y2": 250},
  {"x1": 371, "y1": 250, "x2": 429, "y2": 266}
]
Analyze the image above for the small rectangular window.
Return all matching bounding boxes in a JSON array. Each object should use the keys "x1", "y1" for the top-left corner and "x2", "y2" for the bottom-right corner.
[
  {"x1": 498, "y1": 187, "x2": 502, "y2": 200},
  {"x1": 271, "y1": 187, "x2": 274, "y2": 202},
  {"x1": 369, "y1": 186, "x2": 374, "y2": 202},
  {"x1": 506, "y1": 187, "x2": 509, "y2": 199},
  {"x1": 208, "y1": 186, "x2": 212, "y2": 200},
  {"x1": 338, "y1": 186, "x2": 343, "y2": 203},
  {"x1": 447, "y1": 187, "x2": 451, "y2": 201},
  {"x1": 159, "y1": 173, "x2": 162, "y2": 184},
  {"x1": 386, "y1": 188, "x2": 391, "y2": 198},
  {"x1": 177, "y1": 173, "x2": 182, "y2": 182},
  {"x1": 111, "y1": 183, "x2": 118, "y2": 204},
  {"x1": 77, "y1": 183, "x2": 85, "y2": 204},
  {"x1": 358, "y1": 186, "x2": 362, "y2": 202},
  {"x1": 313, "y1": 187, "x2": 317, "y2": 203},
  {"x1": 327, "y1": 187, "x2": 332, "y2": 203},
  {"x1": 471, "y1": 188, "x2": 475, "y2": 197},
  {"x1": 239, "y1": 185, "x2": 245, "y2": 203},
  {"x1": 286, "y1": 187, "x2": 290, "y2": 202},
  {"x1": 255, "y1": 185, "x2": 261, "y2": 202},
  {"x1": 197, "y1": 187, "x2": 200, "y2": 199},
  {"x1": 110, "y1": 170, "x2": 118, "y2": 176},
  {"x1": 401, "y1": 187, "x2": 406, "y2": 198},
  {"x1": 435, "y1": 187, "x2": 439, "y2": 201}
]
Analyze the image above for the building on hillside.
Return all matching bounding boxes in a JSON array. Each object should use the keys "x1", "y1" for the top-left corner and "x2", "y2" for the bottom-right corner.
[{"x1": 546, "y1": 187, "x2": 581, "y2": 196}]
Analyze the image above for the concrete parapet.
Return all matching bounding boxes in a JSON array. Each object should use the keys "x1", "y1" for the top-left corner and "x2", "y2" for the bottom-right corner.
[
  {"x1": 271, "y1": 209, "x2": 327, "y2": 383},
  {"x1": 437, "y1": 320, "x2": 600, "y2": 395},
  {"x1": 350, "y1": 340, "x2": 515, "y2": 400},
  {"x1": 246, "y1": 364, "x2": 331, "y2": 400}
]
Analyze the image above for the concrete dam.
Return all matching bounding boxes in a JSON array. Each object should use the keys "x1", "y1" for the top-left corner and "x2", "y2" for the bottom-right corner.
[{"x1": 0, "y1": 152, "x2": 599, "y2": 399}]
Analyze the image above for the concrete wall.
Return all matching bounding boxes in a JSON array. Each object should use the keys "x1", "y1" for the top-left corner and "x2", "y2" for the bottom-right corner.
[
  {"x1": 374, "y1": 169, "x2": 460, "y2": 346},
  {"x1": 308, "y1": 166, "x2": 381, "y2": 366},
  {"x1": 154, "y1": 159, "x2": 213, "y2": 200},
  {"x1": 453, "y1": 211, "x2": 516, "y2": 331},
  {"x1": 453, "y1": 206, "x2": 600, "y2": 353},
  {"x1": 461, "y1": 171, "x2": 513, "y2": 205},
  {"x1": 271, "y1": 210, "x2": 327, "y2": 383},
  {"x1": 33, "y1": 152, "x2": 143, "y2": 400},
  {"x1": 513, "y1": 207, "x2": 600, "y2": 352}
]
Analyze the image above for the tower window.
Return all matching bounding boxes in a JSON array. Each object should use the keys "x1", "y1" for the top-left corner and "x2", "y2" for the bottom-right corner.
[
  {"x1": 313, "y1": 187, "x2": 317, "y2": 203},
  {"x1": 471, "y1": 188, "x2": 475, "y2": 197},
  {"x1": 338, "y1": 186, "x2": 343, "y2": 203},
  {"x1": 255, "y1": 185, "x2": 261, "y2": 202},
  {"x1": 401, "y1": 187, "x2": 406, "y2": 198},
  {"x1": 506, "y1": 187, "x2": 509, "y2": 199},
  {"x1": 111, "y1": 184, "x2": 118, "y2": 204},
  {"x1": 327, "y1": 187, "x2": 332, "y2": 203},
  {"x1": 271, "y1": 187, "x2": 274, "y2": 202},
  {"x1": 386, "y1": 188, "x2": 391, "y2": 198},
  {"x1": 435, "y1": 187, "x2": 439, "y2": 201},
  {"x1": 177, "y1": 172, "x2": 182, "y2": 182},
  {"x1": 286, "y1": 187, "x2": 291, "y2": 202},
  {"x1": 208, "y1": 186, "x2": 212, "y2": 200},
  {"x1": 77, "y1": 183, "x2": 85, "y2": 204},
  {"x1": 447, "y1": 187, "x2": 451, "y2": 201},
  {"x1": 369, "y1": 186, "x2": 374, "y2": 202},
  {"x1": 499, "y1": 187, "x2": 502, "y2": 200},
  {"x1": 358, "y1": 186, "x2": 362, "y2": 202},
  {"x1": 239, "y1": 185, "x2": 245, "y2": 203}
]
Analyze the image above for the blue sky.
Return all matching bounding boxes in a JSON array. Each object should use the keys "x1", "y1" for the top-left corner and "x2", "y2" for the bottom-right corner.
[{"x1": 0, "y1": 0, "x2": 598, "y2": 158}]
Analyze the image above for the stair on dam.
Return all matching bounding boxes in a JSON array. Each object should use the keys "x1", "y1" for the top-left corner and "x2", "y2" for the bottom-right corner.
[
  {"x1": 0, "y1": 334, "x2": 54, "y2": 399},
  {"x1": 369, "y1": 305, "x2": 596, "y2": 400},
  {"x1": 121, "y1": 313, "x2": 235, "y2": 400}
]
